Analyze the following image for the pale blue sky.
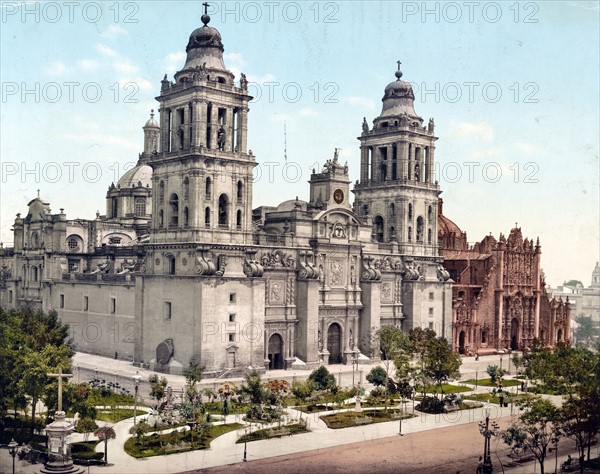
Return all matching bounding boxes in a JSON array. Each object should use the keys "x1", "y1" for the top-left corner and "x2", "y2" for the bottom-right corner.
[{"x1": 1, "y1": 1, "x2": 598, "y2": 286}]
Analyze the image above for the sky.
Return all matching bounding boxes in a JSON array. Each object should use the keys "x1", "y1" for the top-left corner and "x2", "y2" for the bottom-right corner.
[{"x1": 0, "y1": 0, "x2": 598, "y2": 287}]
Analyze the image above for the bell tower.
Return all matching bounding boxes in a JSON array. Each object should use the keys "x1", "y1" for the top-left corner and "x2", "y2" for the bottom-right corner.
[
  {"x1": 353, "y1": 62, "x2": 440, "y2": 256},
  {"x1": 149, "y1": 8, "x2": 254, "y2": 245}
]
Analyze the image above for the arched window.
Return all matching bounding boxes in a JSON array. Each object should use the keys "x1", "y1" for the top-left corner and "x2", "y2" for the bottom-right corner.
[
  {"x1": 159, "y1": 181, "x2": 165, "y2": 203},
  {"x1": 111, "y1": 198, "x2": 118, "y2": 218},
  {"x1": 183, "y1": 207, "x2": 189, "y2": 227},
  {"x1": 135, "y1": 198, "x2": 146, "y2": 217},
  {"x1": 390, "y1": 226, "x2": 396, "y2": 240},
  {"x1": 67, "y1": 237, "x2": 79, "y2": 251},
  {"x1": 428, "y1": 228, "x2": 432, "y2": 244},
  {"x1": 169, "y1": 193, "x2": 179, "y2": 227},
  {"x1": 416, "y1": 216, "x2": 424, "y2": 242},
  {"x1": 183, "y1": 176, "x2": 190, "y2": 200},
  {"x1": 428, "y1": 205, "x2": 433, "y2": 222},
  {"x1": 389, "y1": 203, "x2": 395, "y2": 217},
  {"x1": 218, "y1": 194, "x2": 229, "y2": 227},
  {"x1": 408, "y1": 203, "x2": 413, "y2": 220},
  {"x1": 408, "y1": 226, "x2": 412, "y2": 243},
  {"x1": 32, "y1": 266, "x2": 38, "y2": 282},
  {"x1": 237, "y1": 180, "x2": 243, "y2": 201},
  {"x1": 159, "y1": 209, "x2": 164, "y2": 228},
  {"x1": 205, "y1": 207, "x2": 211, "y2": 227},
  {"x1": 205, "y1": 177, "x2": 212, "y2": 197},
  {"x1": 168, "y1": 256, "x2": 176, "y2": 275},
  {"x1": 236, "y1": 210, "x2": 242, "y2": 229},
  {"x1": 374, "y1": 216, "x2": 384, "y2": 242}
]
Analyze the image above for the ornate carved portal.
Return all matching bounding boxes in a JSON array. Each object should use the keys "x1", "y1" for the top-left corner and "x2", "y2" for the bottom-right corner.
[{"x1": 267, "y1": 333, "x2": 284, "y2": 370}]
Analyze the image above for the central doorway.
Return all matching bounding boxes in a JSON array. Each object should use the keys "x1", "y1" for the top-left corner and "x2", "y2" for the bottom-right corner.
[
  {"x1": 511, "y1": 318, "x2": 519, "y2": 350},
  {"x1": 268, "y1": 334, "x2": 284, "y2": 370},
  {"x1": 327, "y1": 323, "x2": 342, "y2": 364},
  {"x1": 458, "y1": 331, "x2": 466, "y2": 354}
]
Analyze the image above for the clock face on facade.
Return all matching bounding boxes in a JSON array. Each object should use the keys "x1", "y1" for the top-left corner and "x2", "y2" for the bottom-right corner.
[{"x1": 333, "y1": 189, "x2": 344, "y2": 204}]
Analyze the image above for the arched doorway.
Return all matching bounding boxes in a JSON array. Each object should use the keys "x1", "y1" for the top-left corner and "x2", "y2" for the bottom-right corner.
[
  {"x1": 268, "y1": 334, "x2": 284, "y2": 370},
  {"x1": 327, "y1": 323, "x2": 342, "y2": 364},
  {"x1": 458, "y1": 331, "x2": 466, "y2": 354},
  {"x1": 557, "y1": 329, "x2": 562, "y2": 343},
  {"x1": 511, "y1": 318, "x2": 519, "y2": 350}
]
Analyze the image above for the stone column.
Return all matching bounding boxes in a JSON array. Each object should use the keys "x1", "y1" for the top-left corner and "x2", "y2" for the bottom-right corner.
[
  {"x1": 237, "y1": 106, "x2": 248, "y2": 154},
  {"x1": 209, "y1": 105, "x2": 218, "y2": 150},
  {"x1": 193, "y1": 100, "x2": 205, "y2": 148},
  {"x1": 399, "y1": 141, "x2": 408, "y2": 179},
  {"x1": 385, "y1": 145, "x2": 392, "y2": 181},
  {"x1": 183, "y1": 107, "x2": 190, "y2": 150},
  {"x1": 225, "y1": 108, "x2": 234, "y2": 152},
  {"x1": 427, "y1": 146, "x2": 435, "y2": 184},
  {"x1": 409, "y1": 144, "x2": 415, "y2": 180},
  {"x1": 360, "y1": 146, "x2": 369, "y2": 182},
  {"x1": 160, "y1": 107, "x2": 169, "y2": 153}
]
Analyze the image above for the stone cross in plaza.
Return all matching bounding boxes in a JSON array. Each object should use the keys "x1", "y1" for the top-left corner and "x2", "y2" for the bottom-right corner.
[{"x1": 48, "y1": 367, "x2": 73, "y2": 413}]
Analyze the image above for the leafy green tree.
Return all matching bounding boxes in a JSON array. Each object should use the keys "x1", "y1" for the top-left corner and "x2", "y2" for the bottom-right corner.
[
  {"x1": 366, "y1": 366, "x2": 387, "y2": 387},
  {"x1": 291, "y1": 380, "x2": 314, "y2": 406},
  {"x1": 183, "y1": 356, "x2": 205, "y2": 386},
  {"x1": 423, "y1": 337, "x2": 461, "y2": 401},
  {"x1": 148, "y1": 374, "x2": 168, "y2": 410},
  {"x1": 241, "y1": 371, "x2": 266, "y2": 404},
  {"x1": 486, "y1": 364, "x2": 505, "y2": 384},
  {"x1": 502, "y1": 399, "x2": 560, "y2": 474},
  {"x1": 76, "y1": 418, "x2": 98, "y2": 442},
  {"x1": 574, "y1": 314, "x2": 595, "y2": 345},
  {"x1": 377, "y1": 326, "x2": 410, "y2": 395},
  {"x1": 129, "y1": 420, "x2": 150, "y2": 443},
  {"x1": 308, "y1": 366, "x2": 336, "y2": 391}
]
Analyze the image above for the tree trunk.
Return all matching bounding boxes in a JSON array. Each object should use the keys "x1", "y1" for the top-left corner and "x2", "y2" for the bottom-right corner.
[
  {"x1": 31, "y1": 396, "x2": 37, "y2": 435},
  {"x1": 104, "y1": 438, "x2": 108, "y2": 463}
]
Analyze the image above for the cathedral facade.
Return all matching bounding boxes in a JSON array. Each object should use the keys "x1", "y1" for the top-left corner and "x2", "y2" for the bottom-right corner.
[{"x1": 0, "y1": 11, "x2": 565, "y2": 375}]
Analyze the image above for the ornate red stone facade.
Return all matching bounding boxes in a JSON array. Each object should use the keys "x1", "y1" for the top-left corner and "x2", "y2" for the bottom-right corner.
[{"x1": 438, "y1": 199, "x2": 570, "y2": 354}]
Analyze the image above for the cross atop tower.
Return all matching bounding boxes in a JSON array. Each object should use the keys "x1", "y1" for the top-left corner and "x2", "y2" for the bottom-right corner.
[
  {"x1": 395, "y1": 60, "x2": 403, "y2": 80},
  {"x1": 48, "y1": 367, "x2": 73, "y2": 413},
  {"x1": 202, "y1": 2, "x2": 209, "y2": 15}
]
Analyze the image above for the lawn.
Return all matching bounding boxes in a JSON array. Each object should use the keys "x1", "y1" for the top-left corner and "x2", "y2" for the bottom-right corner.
[
  {"x1": 124, "y1": 423, "x2": 243, "y2": 458},
  {"x1": 236, "y1": 423, "x2": 309, "y2": 443},
  {"x1": 462, "y1": 378, "x2": 521, "y2": 387},
  {"x1": 320, "y1": 409, "x2": 413, "y2": 429},
  {"x1": 96, "y1": 408, "x2": 136, "y2": 423},
  {"x1": 203, "y1": 401, "x2": 248, "y2": 415}
]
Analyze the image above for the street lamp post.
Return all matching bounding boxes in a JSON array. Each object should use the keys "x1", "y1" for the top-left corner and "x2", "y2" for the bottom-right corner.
[
  {"x1": 133, "y1": 372, "x2": 142, "y2": 425},
  {"x1": 243, "y1": 427, "x2": 248, "y2": 462},
  {"x1": 499, "y1": 355, "x2": 503, "y2": 371},
  {"x1": 351, "y1": 352, "x2": 358, "y2": 386},
  {"x1": 8, "y1": 438, "x2": 18, "y2": 474},
  {"x1": 478, "y1": 406, "x2": 500, "y2": 474}
]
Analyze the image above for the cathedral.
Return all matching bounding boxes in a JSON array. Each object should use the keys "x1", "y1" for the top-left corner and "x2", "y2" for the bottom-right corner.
[{"x1": 0, "y1": 10, "x2": 567, "y2": 375}]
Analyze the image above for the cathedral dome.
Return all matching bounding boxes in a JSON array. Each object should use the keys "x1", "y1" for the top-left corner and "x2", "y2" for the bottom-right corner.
[
  {"x1": 378, "y1": 63, "x2": 421, "y2": 122},
  {"x1": 117, "y1": 164, "x2": 152, "y2": 189},
  {"x1": 144, "y1": 114, "x2": 159, "y2": 128},
  {"x1": 179, "y1": 12, "x2": 230, "y2": 75}
]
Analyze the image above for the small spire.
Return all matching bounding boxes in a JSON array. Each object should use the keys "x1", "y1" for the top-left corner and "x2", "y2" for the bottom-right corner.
[
  {"x1": 37, "y1": 189, "x2": 40, "y2": 198},
  {"x1": 150, "y1": 109, "x2": 155, "y2": 119},
  {"x1": 395, "y1": 60, "x2": 403, "y2": 80},
  {"x1": 201, "y1": 2, "x2": 211, "y2": 25}
]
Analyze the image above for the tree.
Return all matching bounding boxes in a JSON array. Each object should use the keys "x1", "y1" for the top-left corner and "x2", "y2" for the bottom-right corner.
[
  {"x1": 308, "y1": 366, "x2": 336, "y2": 392},
  {"x1": 574, "y1": 314, "x2": 595, "y2": 345},
  {"x1": 502, "y1": 399, "x2": 561, "y2": 474},
  {"x1": 377, "y1": 326, "x2": 410, "y2": 397},
  {"x1": 366, "y1": 366, "x2": 387, "y2": 387},
  {"x1": 422, "y1": 337, "x2": 461, "y2": 401},
  {"x1": 94, "y1": 426, "x2": 116, "y2": 463},
  {"x1": 241, "y1": 371, "x2": 265, "y2": 405},
  {"x1": 148, "y1": 374, "x2": 168, "y2": 410},
  {"x1": 76, "y1": 418, "x2": 98, "y2": 442},
  {"x1": 129, "y1": 420, "x2": 150, "y2": 444},
  {"x1": 291, "y1": 380, "x2": 314, "y2": 407},
  {"x1": 183, "y1": 356, "x2": 205, "y2": 386},
  {"x1": 486, "y1": 364, "x2": 505, "y2": 384}
]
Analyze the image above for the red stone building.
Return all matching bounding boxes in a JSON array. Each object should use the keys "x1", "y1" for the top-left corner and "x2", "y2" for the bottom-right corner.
[{"x1": 438, "y1": 199, "x2": 570, "y2": 354}]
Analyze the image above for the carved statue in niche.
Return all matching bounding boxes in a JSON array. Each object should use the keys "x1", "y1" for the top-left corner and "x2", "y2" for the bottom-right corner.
[
  {"x1": 330, "y1": 260, "x2": 343, "y2": 286},
  {"x1": 331, "y1": 222, "x2": 347, "y2": 239},
  {"x1": 318, "y1": 330, "x2": 323, "y2": 351},
  {"x1": 318, "y1": 265, "x2": 324, "y2": 282},
  {"x1": 414, "y1": 163, "x2": 420, "y2": 181},
  {"x1": 349, "y1": 329, "x2": 354, "y2": 350},
  {"x1": 217, "y1": 127, "x2": 226, "y2": 151},
  {"x1": 350, "y1": 265, "x2": 356, "y2": 285},
  {"x1": 271, "y1": 282, "x2": 282, "y2": 302},
  {"x1": 381, "y1": 283, "x2": 391, "y2": 300}
]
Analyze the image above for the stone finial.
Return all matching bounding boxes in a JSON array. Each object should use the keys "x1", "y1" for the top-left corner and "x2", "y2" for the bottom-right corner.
[{"x1": 395, "y1": 60, "x2": 403, "y2": 80}]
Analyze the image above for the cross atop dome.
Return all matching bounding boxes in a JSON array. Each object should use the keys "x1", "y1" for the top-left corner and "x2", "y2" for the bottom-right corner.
[
  {"x1": 395, "y1": 60, "x2": 403, "y2": 80},
  {"x1": 201, "y1": 2, "x2": 211, "y2": 25}
]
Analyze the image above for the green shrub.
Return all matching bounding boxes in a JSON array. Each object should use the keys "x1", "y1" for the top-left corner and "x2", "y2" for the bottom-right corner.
[{"x1": 308, "y1": 366, "x2": 337, "y2": 391}]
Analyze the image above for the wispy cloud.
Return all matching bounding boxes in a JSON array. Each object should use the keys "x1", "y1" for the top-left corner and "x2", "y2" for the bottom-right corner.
[
  {"x1": 164, "y1": 52, "x2": 186, "y2": 77},
  {"x1": 77, "y1": 59, "x2": 100, "y2": 73},
  {"x1": 45, "y1": 61, "x2": 67, "y2": 77},
  {"x1": 451, "y1": 122, "x2": 494, "y2": 140},
  {"x1": 299, "y1": 107, "x2": 317, "y2": 117},
  {"x1": 99, "y1": 25, "x2": 128, "y2": 40}
]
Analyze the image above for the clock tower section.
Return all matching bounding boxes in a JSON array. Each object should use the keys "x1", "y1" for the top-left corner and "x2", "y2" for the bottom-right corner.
[
  {"x1": 353, "y1": 64, "x2": 440, "y2": 256},
  {"x1": 150, "y1": 12, "x2": 254, "y2": 245},
  {"x1": 308, "y1": 149, "x2": 351, "y2": 210}
]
